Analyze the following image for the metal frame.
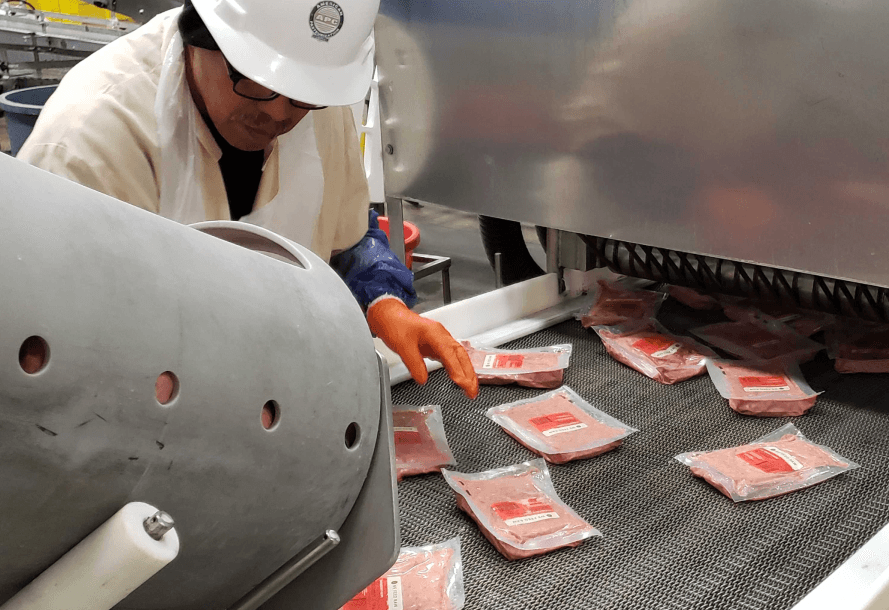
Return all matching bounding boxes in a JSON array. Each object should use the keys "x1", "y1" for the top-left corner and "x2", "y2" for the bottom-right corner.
[
  {"x1": 0, "y1": 5, "x2": 133, "y2": 78},
  {"x1": 411, "y1": 252, "x2": 451, "y2": 304}
]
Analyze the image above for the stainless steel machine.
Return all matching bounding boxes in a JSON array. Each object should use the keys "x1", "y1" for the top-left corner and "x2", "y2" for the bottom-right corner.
[
  {"x1": 375, "y1": 0, "x2": 889, "y2": 318},
  {"x1": 0, "y1": 153, "x2": 398, "y2": 610}
]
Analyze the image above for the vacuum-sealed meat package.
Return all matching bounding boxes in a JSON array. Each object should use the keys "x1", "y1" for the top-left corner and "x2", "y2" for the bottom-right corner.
[
  {"x1": 485, "y1": 386, "x2": 637, "y2": 463},
  {"x1": 579, "y1": 280, "x2": 665, "y2": 328},
  {"x1": 393, "y1": 404, "x2": 457, "y2": 480},
  {"x1": 461, "y1": 342, "x2": 572, "y2": 389},
  {"x1": 595, "y1": 322, "x2": 716, "y2": 384},
  {"x1": 706, "y1": 360, "x2": 820, "y2": 416},
  {"x1": 442, "y1": 459, "x2": 600, "y2": 560},
  {"x1": 690, "y1": 319, "x2": 822, "y2": 362},
  {"x1": 341, "y1": 537, "x2": 465, "y2": 610},
  {"x1": 827, "y1": 322, "x2": 889, "y2": 373},
  {"x1": 675, "y1": 423, "x2": 858, "y2": 502},
  {"x1": 667, "y1": 285, "x2": 721, "y2": 310},
  {"x1": 721, "y1": 299, "x2": 832, "y2": 337}
]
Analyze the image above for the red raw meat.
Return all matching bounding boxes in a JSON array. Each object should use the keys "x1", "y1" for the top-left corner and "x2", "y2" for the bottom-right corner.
[
  {"x1": 597, "y1": 325, "x2": 713, "y2": 384},
  {"x1": 722, "y1": 300, "x2": 831, "y2": 337},
  {"x1": 709, "y1": 360, "x2": 818, "y2": 416},
  {"x1": 490, "y1": 392, "x2": 630, "y2": 463},
  {"x1": 393, "y1": 406, "x2": 455, "y2": 481},
  {"x1": 462, "y1": 343, "x2": 569, "y2": 389},
  {"x1": 692, "y1": 320, "x2": 822, "y2": 362},
  {"x1": 443, "y1": 461, "x2": 598, "y2": 560},
  {"x1": 580, "y1": 280, "x2": 664, "y2": 328},
  {"x1": 668, "y1": 286, "x2": 720, "y2": 310},
  {"x1": 687, "y1": 434, "x2": 851, "y2": 501},
  {"x1": 829, "y1": 324, "x2": 889, "y2": 373},
  {"x1": 341, "y1": 539, "x2": 463, "y2": 610}
]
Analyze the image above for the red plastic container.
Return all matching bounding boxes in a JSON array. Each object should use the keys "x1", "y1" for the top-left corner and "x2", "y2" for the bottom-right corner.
[{"x1": 377, "y1": 216, "x2": 420, "y2": 269}]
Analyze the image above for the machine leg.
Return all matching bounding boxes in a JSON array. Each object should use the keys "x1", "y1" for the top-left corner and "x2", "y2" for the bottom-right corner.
[
  {"x1": 442, "y1": 267, "x2": 452, "y2": 304},
  {"x1": 385, "y1": 197, "x2": 406, "y2": 264},
  {"x1": 545, "y1": 228, "x2": 559, "y2": 275}
]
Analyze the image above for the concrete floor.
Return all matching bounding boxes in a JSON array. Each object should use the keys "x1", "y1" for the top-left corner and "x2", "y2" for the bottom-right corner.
[{"x1": 402, "y1": 201, "x2": 547, "y2": 313}]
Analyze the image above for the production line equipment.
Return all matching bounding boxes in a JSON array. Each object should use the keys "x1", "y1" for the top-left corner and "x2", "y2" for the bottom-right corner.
[
  {"x1": 0, "y1": 152, "x2": 399, "y2": 610},
  {"x1": 373, "y1": 1, "x2": 889, "y2": 609}
]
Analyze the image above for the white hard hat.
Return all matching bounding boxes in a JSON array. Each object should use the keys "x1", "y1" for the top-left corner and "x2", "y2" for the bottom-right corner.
[{"x1": 190, "y1": 0, "x2": 379, "y2": 107}]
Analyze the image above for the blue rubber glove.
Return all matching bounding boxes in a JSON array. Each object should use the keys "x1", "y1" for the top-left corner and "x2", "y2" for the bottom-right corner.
[{"x1": 330, "y1": 210, "x2": 418, "y2": 309}]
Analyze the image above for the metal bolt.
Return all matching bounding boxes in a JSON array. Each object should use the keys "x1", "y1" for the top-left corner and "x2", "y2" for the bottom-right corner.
[
  {"x1": 143, "y1": 510, "x2": 175, "y2": 541},
  {"x1": 386, "y1": 144, "x2": 394, "y2": 155}
]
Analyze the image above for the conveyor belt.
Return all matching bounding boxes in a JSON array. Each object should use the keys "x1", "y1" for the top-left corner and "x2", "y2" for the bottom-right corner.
[{"x1": 390, "y1": 305, "x2": 889, "y2": 610}]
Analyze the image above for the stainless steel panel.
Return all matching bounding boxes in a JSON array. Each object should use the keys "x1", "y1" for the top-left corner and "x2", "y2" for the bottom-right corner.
[{"x1": 376, "y1": 0, "x2": 889, "y2": 288}]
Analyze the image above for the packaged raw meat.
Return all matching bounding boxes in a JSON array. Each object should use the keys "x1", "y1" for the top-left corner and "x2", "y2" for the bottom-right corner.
[
  {"x1": 485, "y1": 386, "x2": 637, "y2": 463},
  {"x1": 341, "y1": 537, "x2": 465, "y2": 610},
  {"x1": 461, "y1": 342, "x2": 572, "y2": 389},
  {"x1": 579, "y1": 280, "x2": 665, "y2": 328},
  {"x1": 675, "y1": 423, "x2": 858, "y2": 502},
  {"x1": 826, "y1": 321, "x2": 889, "y2": 373},
  {"x1": 393, "y1": 404, "x2": 457, "y2": 480},
  {"x1": 706, "y1": 360, "x2": 820, "y2": 416},
  {"x1": 667, "y1": 285, "x2": 721, "y2": 310},
  {"x1": 595, "y1": 322, "x2": 717, "y2": 384},
  {"x1": 690, "y1": 318, "x2": 823, "y2": 363},
  {"x1": 721, "y1": 299, "x2": 833, "y2": 337},
  {"x1": 442, "y1": 459, "x2": 600, "y2": 560}
]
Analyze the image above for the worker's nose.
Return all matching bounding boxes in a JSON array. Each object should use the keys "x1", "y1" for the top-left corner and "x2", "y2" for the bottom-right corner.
[{"x1": 264, "y1": 96, "x2": 293, "y2": 123}]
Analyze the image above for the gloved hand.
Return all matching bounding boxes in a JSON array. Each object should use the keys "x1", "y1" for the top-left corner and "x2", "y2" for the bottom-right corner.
[{"x1": 367, "y1": 297, "x2": 479, "y2": 399}]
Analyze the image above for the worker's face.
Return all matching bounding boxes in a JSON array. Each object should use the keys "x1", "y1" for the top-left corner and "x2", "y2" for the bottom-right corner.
[{"x1": 185, "y1": 46, "x2": 310, "y2": 152}]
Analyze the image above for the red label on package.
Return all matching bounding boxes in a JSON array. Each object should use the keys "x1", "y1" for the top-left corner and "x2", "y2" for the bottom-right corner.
[
  {"x1": 739, "y1": 375, "x2": 790, "y2": 392},
  {"x1": 342, "y1": 576, "x2": 404, "y2": 610},
  {"x1": 529, "y1": 412, "x2": 588, "y2": 437},
  {"x1": 482, "y1": 354, "x2": 525, "y2": 369},
  {"x1": 393, "y1": 427, "x2": 422, "y2": 445},
  {"x1": 738, "y1": 447, "x2": 803, "y2": 473},
  {"x1": 632, "y1": 336, "x2": 682, "y2": 358},
  {"x1": 491, "y1": 498, "x2": 559, "y2": 526}
]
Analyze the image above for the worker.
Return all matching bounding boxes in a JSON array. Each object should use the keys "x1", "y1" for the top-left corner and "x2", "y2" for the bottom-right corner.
[{"x1": 17, "y1": 0, "x2": 478, "y2": 398}]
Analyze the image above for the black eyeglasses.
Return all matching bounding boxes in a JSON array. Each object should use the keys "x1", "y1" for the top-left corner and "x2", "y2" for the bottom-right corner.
[{"x1": 224, "y1": 57, "x2": 328, "y2": 111}]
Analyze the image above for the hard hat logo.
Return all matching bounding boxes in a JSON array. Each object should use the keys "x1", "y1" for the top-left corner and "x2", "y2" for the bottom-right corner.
[{"x1": 309, "y1": 1, "x2": 344, "y2": 42}]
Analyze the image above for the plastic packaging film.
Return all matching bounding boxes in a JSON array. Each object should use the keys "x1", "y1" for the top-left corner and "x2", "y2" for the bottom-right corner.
[
  {"x1": 485, "y1": 386, "x2": 637, "y2": 464},
  {"x1": 675, "y1": 424, "x2": 858, "y2": 502},
  {"x1": 1, "y1": 502, "x2": 180, "y2": 610}
]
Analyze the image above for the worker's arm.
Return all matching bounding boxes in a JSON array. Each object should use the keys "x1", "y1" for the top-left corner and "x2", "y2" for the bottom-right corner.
[
  {"x1": 329, "y1": 209, "x2": 418, "y2": 308},
  {"x1": 330, "y1": 211, "x2": 478, "y2": 399}
]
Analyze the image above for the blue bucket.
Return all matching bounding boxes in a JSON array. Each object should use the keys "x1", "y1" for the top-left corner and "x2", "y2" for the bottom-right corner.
[{"x1": 0, "y1": 85, "x2": 58, "y2": 156}]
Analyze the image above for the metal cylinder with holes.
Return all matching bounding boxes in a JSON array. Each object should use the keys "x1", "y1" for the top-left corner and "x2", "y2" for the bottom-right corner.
[{"x1": 0, "y1": 153, "x2": 384, "y2": 609}]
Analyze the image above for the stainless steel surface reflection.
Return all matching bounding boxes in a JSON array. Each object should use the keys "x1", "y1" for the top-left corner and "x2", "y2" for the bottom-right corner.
[{"x1": 376, "y1": 0, "x2": 889, "y2": 288}]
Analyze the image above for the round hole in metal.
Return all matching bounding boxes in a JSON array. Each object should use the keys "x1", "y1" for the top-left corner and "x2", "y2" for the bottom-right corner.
[
  {"x1": 345, "y1": 422, "x2": 360, "y2": 449},
  {"x1": 19, "y1": 336, "x2": 49, "y2": 374},
  {"x1": 155, "y1": 371, "x2": 179, "y2": 406},
  {"x1": 262, "y1": 400, "x2": 281, "y2": 430}
]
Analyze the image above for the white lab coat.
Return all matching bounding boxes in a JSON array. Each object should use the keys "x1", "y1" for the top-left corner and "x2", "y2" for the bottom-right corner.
[{"x1": 18, "y1": 8, "x2": 370, "y2": 262}]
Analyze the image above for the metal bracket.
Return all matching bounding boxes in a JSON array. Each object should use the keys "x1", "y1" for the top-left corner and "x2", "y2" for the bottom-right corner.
[{"x1": 412, "y1": 253, "x2": 452, "y2": 304}]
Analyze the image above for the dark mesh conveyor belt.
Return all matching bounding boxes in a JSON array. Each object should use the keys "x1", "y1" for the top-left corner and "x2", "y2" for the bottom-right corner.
[{"x1": 390, "y1": 311, "x2": 889, "y2": 610}]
